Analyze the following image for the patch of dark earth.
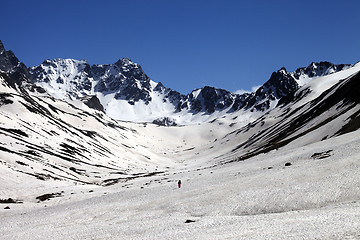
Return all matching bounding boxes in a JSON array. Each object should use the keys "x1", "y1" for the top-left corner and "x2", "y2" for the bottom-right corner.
[
  {"x1": 311, "y1": 150, "x2": 333, "y2": 159},
  {"x1": 0, "y1": 198, "x2": 23, "y2": 204},
  {"x1": 36, "y1": 192, "x2": 63, "y2": 202}
]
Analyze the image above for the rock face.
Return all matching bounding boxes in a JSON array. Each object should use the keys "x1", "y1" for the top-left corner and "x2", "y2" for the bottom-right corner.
[
  {"x1": 29, "y1": 59, "x2": 93, "y2": 99},
  {"x1": 0, "y1": 40, "x2": 353, "y2": 124},
  {"x1": 293, "y1": 61, "x2": 351, "y2": 79},
  {"x1": 80, "y1": 95, "x2": 105, "y2": 113},
  {"x1": 0, "y1": 40, "x2": 30, "y2": 85},
  {"x1": 0, "y1": 40, "x2": 26, "y2": 74},
  {"x1": 91, "y1": 58, "x2": 153, "y2": 105},
  {"x1": 152, "y1": 117, "x2": 177, "y2": 126},
  {"x1": 237, "y1": 62, "x2": 352, "y2": 112}
]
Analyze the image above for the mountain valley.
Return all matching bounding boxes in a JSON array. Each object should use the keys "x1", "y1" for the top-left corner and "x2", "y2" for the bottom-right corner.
[{"x1": 0, "y1": 40, "x2": 359, "y2": 239}]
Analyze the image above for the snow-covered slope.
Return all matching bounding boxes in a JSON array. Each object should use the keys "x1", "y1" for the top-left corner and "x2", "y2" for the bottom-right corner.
[
  {"x1": 1, "y1": 128, "x2": 360, "y2": 240},
  {"x1": 0, "y1": 71, "x2": 180, "y2": 196}
]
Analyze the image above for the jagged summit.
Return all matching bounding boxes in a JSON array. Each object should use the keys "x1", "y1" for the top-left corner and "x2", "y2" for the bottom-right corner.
[
  {"x1": 115, "y1": 57, "x2": 134, "y2": 66},
  {"x1": 0, "y1": 40, "x2": 24, "y2": 73},
  {"x1": 0, "y1": 41, "x2": 30, "y2": 87},
  {"x1": 0, "y1": 40, "x2": 5, "y2": 53},
  {"x1": 242, "y1": 61, "x2": 353, "y2": 112},
  {"x1": 292, "y1": 61, "x2": 352, "y2": 83}
]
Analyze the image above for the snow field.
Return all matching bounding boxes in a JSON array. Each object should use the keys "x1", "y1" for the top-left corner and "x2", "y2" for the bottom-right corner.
[{"x1": 0, "y1": 129, "x2": 359, "y2": 239}]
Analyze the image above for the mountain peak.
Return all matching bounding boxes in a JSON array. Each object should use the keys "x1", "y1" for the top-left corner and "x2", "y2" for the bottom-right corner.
[
  {"x1": 292, "y1": 61, "x2": 352, "y2": 82},
  {"x1": 0, "y1": 40, "x2": 5, "y2": 54},
  {"x1": 115, "y1": 57, "x2": 135, "y2": 67},
  {"x1": 279, "y1": 67, "x2": 287, "y2": 73},
  {"x1": 0, "y1": 41, "x2": 29, "y2": 82}
]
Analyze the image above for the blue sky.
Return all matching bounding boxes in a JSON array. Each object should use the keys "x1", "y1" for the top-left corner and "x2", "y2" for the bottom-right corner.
[{"x1": 2, "y1": 0, "x2": 360, "y2": 94}]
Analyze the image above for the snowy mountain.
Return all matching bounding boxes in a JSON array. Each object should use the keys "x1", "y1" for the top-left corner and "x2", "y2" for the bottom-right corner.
[
  {"x1": 0, "y1": 37, "x2": 357, "y2": 132},
  {"x1": 26, "y1": 56, "x2": 352, "y2": 125},
  {"x1": 0, "y1": 40, "x2": 354, "y2": 126},
  {"x1": 1, "y1": 40, "x2": 360, "y2": 239},
  {"x1": 28, "y1": 57, "x2": 180, "y2": 123}
]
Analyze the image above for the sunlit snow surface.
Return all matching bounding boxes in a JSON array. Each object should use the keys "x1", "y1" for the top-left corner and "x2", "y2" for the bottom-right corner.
[
  {"x1": 0, "y1": 131, "x2": 359, "y2": 239},
  {"x1": 0, "y1": 63, "x2": 360, "y2": 239}
]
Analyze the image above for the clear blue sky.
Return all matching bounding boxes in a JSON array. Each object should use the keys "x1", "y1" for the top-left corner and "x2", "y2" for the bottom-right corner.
[{"x1": 2, "y1": 0, "x2": 360, "y2": 94}]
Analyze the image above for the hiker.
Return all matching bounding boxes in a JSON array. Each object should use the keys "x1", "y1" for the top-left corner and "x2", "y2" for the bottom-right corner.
[{"x1": 178, "y1": 180, "x2": 181, "y2": 188}]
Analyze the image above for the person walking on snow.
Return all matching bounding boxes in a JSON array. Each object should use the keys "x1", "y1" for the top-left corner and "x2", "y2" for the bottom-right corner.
[{"x1": 178, "y1": 180, "x2": 181, "y2": 188}]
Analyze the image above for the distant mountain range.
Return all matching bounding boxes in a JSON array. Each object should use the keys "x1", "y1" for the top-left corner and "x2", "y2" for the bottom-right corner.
[{"x1": 0, "y1": 40, "x2": 353, "y2": 125}]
